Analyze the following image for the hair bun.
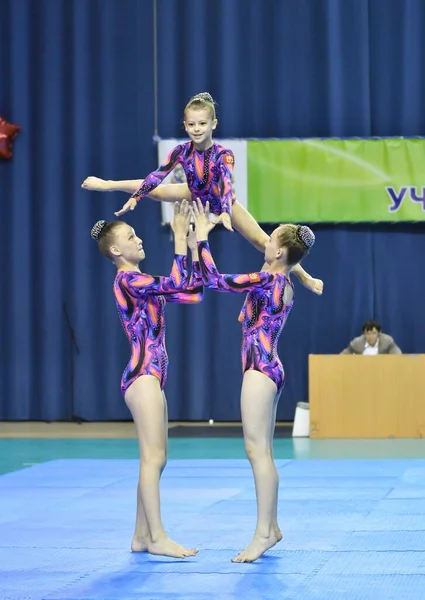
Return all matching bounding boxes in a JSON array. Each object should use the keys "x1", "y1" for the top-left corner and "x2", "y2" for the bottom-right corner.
[
  {"x1": 91, "y1": 220, "x2": 107, "y2": 241},
  {"x1": 193, "y1": 92, "x2": 214, "y2": 103},
  {"x1": 297, "y1": 225, "x2": 315, "y2": 249}
]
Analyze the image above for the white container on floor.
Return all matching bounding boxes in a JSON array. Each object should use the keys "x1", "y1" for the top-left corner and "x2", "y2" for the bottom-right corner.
[{"x1": 292, "y1": 402, "x2": 310, "y2": 437}]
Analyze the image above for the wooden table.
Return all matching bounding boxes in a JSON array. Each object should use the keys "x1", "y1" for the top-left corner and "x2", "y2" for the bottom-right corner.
[{"x1": 308, "y1": 354, "x2": 425, "y2": 438}]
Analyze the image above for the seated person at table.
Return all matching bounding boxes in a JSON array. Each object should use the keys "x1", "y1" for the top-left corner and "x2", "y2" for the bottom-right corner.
[{"x1": 340, "y1": 320, "x2": 401, "y2": 355}]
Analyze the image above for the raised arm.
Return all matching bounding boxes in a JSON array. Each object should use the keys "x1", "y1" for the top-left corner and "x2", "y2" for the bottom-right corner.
[
  {"x1": 198, "y1": 240, "x2": 273, "y2": 292},
  {"x1": 121, "y1": 254, "x2": 190, "y2": 299},
  {"x1": 166, "y1": 261, "x2": 204, "y2": 304},
  {"x1": 120, "y1": 200, "x2": 192, "y2": 298},
  {"x1": 187, "y1": 226, "x2": 201, "y2": 287},
  {"x1": 166, "y1": 226, "x2": 204, "y2": 303},
  {"x1": 190, "y1": 198, "x2": 272, "y2": 292}
]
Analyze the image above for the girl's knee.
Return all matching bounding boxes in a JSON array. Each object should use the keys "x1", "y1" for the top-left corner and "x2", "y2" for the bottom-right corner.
[
  {"x1": 141, "y1": 447, "x2": 167, "y2": 470},
  {"x1": 244, "y1": 439, "x2": 271, "y2": 462}
]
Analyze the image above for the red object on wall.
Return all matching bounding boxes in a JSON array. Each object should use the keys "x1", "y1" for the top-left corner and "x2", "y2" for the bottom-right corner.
[{"x1": 0, "y1": 116, "x2": 21, "y2": 159}]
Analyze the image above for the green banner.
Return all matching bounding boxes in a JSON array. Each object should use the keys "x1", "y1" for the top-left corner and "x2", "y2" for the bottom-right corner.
[{"x1": 247, "y1": 138, "x2": 425, "y2": 222}]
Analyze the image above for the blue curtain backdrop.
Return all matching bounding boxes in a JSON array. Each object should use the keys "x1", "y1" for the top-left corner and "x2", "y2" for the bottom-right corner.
[{"x1": 1, "y1": 0, "x2": 425, "y2": 421}]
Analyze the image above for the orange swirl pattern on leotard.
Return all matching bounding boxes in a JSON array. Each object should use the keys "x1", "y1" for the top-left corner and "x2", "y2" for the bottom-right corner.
[
  {"x1": 114, "y1": 256, "x2": 203, "y2": 394},
  {"x1": 198, "y1": 241, "x2": 294, "y2": 394},
  {"x1": 131, "y1": 142, "x2": 235, "y2": 216}
]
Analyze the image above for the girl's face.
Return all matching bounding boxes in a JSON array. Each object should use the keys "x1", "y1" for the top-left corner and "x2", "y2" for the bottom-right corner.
[
  {"x1": 184, "y1": 108, "x2": 217, "y2": 146},
  {"x1": 264, "y1": 226, "x2": 285, "y2": 265},
  {"x1": 110, "y1": 223, "x2": 145, "y2": 263}
]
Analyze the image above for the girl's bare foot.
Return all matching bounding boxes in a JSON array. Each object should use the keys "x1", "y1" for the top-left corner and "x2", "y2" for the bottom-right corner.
[
  {"x1": 148, "y1": 536, "x2": 198, "y2": 559},
  {"x1": 81, "y1": 176, "x2": 110, "y2": 191},
  {"x1": 307, "y1": 277, "x2": 323, "y2": 295},
  {"x1": 231, "y1": 528, "x2": 282, "y2": 563},
  {"x1": 131, "y1": 535, "x2": 150, "y2": 552}
]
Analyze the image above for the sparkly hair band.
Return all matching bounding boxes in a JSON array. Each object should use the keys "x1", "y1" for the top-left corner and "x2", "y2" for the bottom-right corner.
[
  {"x1": 91, "y1": 220, "x2": 107, "y2": 241},
  {"x1": 192, "y1": 92, "x2": 213, "y2": 103},
  {"x1": 297, "y1": 225, "x2": 315, "y2": 249}
]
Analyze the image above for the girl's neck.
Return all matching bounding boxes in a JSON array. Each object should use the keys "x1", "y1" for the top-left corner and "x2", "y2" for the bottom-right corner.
[
  {"x1": 264, "y1": 262, "x2": 289, "y2": 276},
  {"x1": 193, "y1": 138, "x2": 214, "y2": 152},
  {"x1": 116, "y1": 259, "x2": 141, "y2": 273}
]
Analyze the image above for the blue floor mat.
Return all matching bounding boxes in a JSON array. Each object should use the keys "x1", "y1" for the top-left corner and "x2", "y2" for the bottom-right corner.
[{"x1": 1, "y1": 458, "x2": 425, "y2": 600}]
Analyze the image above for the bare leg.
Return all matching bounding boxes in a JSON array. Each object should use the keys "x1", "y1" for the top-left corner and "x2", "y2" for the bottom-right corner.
[
  {"x1": 231, "y1": 203, "x2": 323, "y2": 294},
  {"x1": 81, "y1": 176, "x2": 190, "y2": 202},
  {"x1": 162, "y1": 390, "x2": 169, "y2": 460},
  {"x1": 269, "y1": 395, "x2": 281, "y2": 535},
  {"x1": 131, "y1": 390, "x2": 169, "y2": 551},
  {"x1": 81, "y1": 177, "x2": 145, "y2": 194},
  {"x1": 231, "y1": 201, "x2": 269, "y2": 252},
  {"x1": 82, "y1": 178, "x2": 322, "y2": 294},
  {"x1": 125, "y1": 375, "x2": 197, "y2": 558},
  {"x1": 131, "y1": 487, "x2": 150, "y2": 552},
  {"x1": 232, "y1": 370, "x2": 282, "y2": 563}
]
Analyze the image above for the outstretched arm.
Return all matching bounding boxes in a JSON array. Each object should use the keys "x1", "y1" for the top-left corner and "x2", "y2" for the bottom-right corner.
[
  {"x1": 191, "y1": 198, "x2": 272, "y2": 292},
  {"x1": 131, "y1": 145, "x2": 184, "y2": 201},
  {"x1": 114, "y1": 145, "x2": 184, "y2": 217},
  {"x1": 291, "y1": 263, "x2": 323, "y2": 295},
  {"x1": 198, "y1": 240, "x2": 273, "y2": 292},
  {"x1": 112, "y1": 145, "x2": 186, "y2": 217}
]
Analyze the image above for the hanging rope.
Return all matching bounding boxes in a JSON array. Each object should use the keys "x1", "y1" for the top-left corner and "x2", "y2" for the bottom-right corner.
[{"x1": 152, "y1": 0, "x2": 159, "y2": 142}]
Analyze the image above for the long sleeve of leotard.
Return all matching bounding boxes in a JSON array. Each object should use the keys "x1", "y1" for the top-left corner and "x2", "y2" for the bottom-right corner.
[
  {"x1": 218, "y1": 150, "x2": 235, "y2": 215},
  {"x1": 197, "y1": 240, "x2": 274, "y2": 292},
  {"x1": 188, "y1": 260, "x2": 202, "y2": 287},
  {"x1": 120, "y1": 254, "x2": 189, "y2": 298},
  {"x1": 166, "y1": 261, "x2": 204, "y2": 304},
  {"x1": 131, "y1": 145, "x2": 184, "y2": 201}
]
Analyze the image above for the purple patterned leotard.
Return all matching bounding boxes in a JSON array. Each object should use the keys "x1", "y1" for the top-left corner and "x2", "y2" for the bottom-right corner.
[
  {"x1": 198, "y1": 241, "x2": 294, "y2": 394},
  {"x1": 131, "y1": 141, "x2": 235, "y2": 216},
  {"x1": 114, "y1": 256, "x2": 203, "y2": 395}
]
